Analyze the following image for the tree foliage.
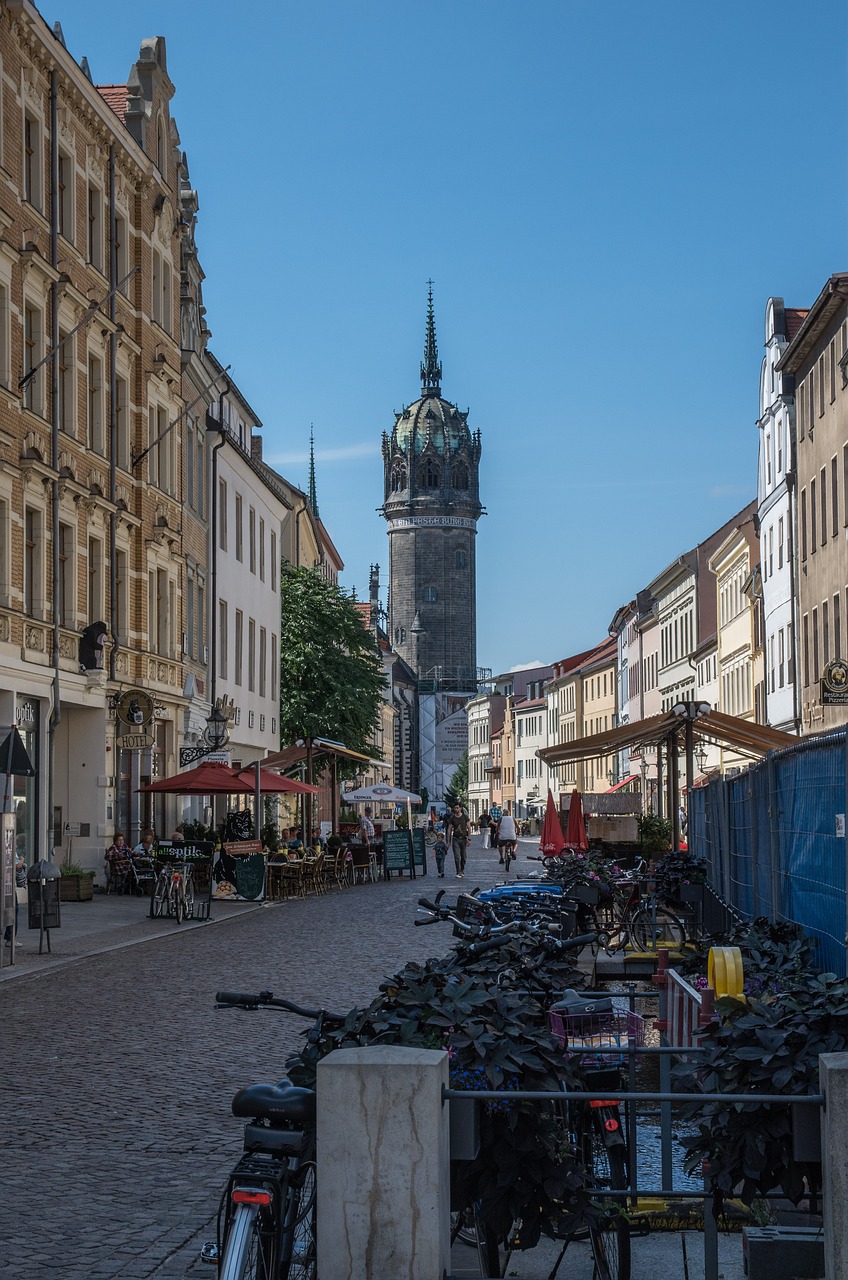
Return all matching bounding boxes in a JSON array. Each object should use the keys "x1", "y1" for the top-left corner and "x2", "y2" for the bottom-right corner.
[
  {"x1": 278, "y1": 566, "x2": 387, "y2": 754},
  {"x1": 447, "y1": 750, "x2": 469, "y2": 807}
]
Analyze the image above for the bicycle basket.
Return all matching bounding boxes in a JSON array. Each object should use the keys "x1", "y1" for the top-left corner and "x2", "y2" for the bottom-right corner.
[{"x1": 548, "y1": 1005, "x2": 645, "y2": 1064}]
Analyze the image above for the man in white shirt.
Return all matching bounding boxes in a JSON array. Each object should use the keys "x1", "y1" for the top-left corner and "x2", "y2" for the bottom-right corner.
[
  {"x1": 497, "y1": 812, "x2": 517, "y2": 860},
  {"x1": 359, "y1": 806, "x2": 375, "y2": 849}
]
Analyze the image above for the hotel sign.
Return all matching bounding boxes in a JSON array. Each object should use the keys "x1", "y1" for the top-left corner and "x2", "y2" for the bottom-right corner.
[{"x1": 116, "y1": 688, "x2": 156, "y2": 750}]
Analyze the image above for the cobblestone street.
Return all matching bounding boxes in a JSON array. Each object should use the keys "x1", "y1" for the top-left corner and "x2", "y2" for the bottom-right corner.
[{"x1": 2, "y1": 838, "x2": 511, "y2": 1280}]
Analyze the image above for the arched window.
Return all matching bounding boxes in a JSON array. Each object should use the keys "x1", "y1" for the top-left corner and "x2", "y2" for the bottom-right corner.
[
  {"x1": 391, "y1": 466, "x2": 406, "y2": 493},
  {"x1": 394, "y1": 625, "x2": 406, "y2": 645},
  {"x1": 454, "y1": 550, "x2": 466, "y2": 569},
  {"x1": 422, "y1": 586, "x2": 438, "y2": 602},
  {"x1": 452, "y1": 463, "x2": 469, "y2": 490},
  {"x1": 420, "y1": 459, "x2": 440, "y2": 489}
]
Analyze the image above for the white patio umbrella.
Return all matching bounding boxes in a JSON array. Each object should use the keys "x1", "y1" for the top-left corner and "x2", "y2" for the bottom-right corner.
[{"x1": 341, "y1": 783, "x2": 422, "y2": 835}]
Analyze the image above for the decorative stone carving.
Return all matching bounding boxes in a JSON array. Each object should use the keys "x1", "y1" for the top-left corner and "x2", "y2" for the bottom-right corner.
[
  {"x1": 24, "y1": 624, "x2": 45, "y2": 652},
  {"x1": 0, "y1": 616, "x2": 10, "y2": 643}
]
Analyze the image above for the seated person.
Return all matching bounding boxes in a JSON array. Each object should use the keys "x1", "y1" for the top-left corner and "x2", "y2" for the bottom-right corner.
[
  {"x1": 133, "y1": 830, "x2": 157, "y2": 859},
  {"x1": 170, "y1": 824, "x2": 185, "y2": 844},
  {"x1": 105, "y1": 832, "x2": 132, "y2": 888}
]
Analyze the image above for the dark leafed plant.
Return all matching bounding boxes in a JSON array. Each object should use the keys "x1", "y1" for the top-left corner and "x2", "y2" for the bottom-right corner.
[
  {"x1": 287, "y1": 940, "x2": 604, "y2": 1249},
  {"x1": 676, "y1": 973, "x2": 848, "y2": 1205},
  {"x1": 637, "y1": 813, "x2": 672, "y2": 855},
  {"x1": 653, "y1": 848, "x2": 706, "y2": 904}
]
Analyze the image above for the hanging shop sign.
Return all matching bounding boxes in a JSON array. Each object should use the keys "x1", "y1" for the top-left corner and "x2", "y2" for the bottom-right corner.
[
  {"x1": 821, "y1": 660, "x2": 848, "y2": 706},
  {"x1": 115, "y1": 689, "x2": 156, "y2": 749}
]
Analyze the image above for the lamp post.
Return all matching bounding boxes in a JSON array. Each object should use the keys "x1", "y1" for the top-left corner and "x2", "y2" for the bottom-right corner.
[
  {"x1": 179, "y1": 705, "x2": 230, "y2": 768},
  {"x1": 695, "y1": 743, "x2": 708, "y2": 775},
  {"x1": 670, "y1": 701, "x2": 711, "y2": 849}
]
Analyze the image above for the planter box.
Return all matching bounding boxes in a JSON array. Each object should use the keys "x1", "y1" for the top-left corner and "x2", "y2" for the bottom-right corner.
[{"x1": 59, "y1": 875, "x2": 95, "y2": 902}]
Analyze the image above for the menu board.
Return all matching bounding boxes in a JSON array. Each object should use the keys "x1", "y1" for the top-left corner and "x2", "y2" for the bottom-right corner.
[
  {"x1": 412, "y1": 828, "x2": 427, "y2": 873},
  {"x1": 383, "y1": 829, "x2": 414, "y2": 876}
]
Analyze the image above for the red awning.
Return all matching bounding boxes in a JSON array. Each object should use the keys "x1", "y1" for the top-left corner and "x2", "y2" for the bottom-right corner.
[{"x1": 606, "y1": 774, "x2": 639, "y2": 793}]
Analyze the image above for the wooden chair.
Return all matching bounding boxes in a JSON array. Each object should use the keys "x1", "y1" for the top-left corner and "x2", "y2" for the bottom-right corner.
[
  {"x1": 302, "y1": 853, "x2": 325, "y2": 896},
  {"x1": 265, "y1": 861, "x2": 287, "y2": 901},
  {"x1": 278, "y1": 858, "x2": 306, "y2": 900}
]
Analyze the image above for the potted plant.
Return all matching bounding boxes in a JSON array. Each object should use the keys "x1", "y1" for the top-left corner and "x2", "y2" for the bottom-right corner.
[{"x1": 59, "y1": 857, "x2": 96, "y2": 902}]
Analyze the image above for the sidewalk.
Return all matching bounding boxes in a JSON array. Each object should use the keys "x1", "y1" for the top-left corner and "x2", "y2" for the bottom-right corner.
[{"x1": 0, "y1": 885, "x2": 266, "y2": 981}]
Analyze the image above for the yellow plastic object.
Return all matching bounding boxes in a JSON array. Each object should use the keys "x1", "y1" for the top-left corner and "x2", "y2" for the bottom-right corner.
[{"x1": 707, "y1": 946, "x2": 745, "y2": 1000}]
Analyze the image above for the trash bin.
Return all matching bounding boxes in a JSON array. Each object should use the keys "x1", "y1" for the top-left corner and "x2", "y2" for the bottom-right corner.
[{"x1": 27, "y1": 859, "x2": 61, "y2": 931}]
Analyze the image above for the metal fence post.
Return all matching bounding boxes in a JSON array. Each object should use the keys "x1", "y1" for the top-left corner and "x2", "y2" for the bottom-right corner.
[
  {"x1": 703, "y1": 1163, "x2": 719, "y2": 1280},
  {"x1": 820, "y1": 1051, "x2": 848, "y2": 1280}
]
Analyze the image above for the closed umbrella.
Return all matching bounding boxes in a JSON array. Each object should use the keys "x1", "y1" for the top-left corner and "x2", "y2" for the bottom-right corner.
[
  {"x1": 564, "y1": 788, "x2": 588, "y2": 851},
  {"x1": 539, "y1": 789, "x2": 566, "y2": 856}
]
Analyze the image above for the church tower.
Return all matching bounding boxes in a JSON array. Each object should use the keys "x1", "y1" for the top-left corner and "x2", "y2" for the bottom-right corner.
[{"x1": 381, "y1": 287, "x2": 483, "y2": 690}]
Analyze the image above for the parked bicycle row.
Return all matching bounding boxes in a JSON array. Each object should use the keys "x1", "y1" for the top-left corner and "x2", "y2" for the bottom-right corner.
[{"x1": 202, "y1": 880, "x2": 653, "y2": 1280}]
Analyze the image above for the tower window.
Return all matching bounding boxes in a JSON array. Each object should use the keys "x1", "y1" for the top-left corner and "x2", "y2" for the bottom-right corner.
[
  {"x1": 391, "y1": 467, "x2": 407, "y2": 493},
  {"x1": 452, "y1": 464, "x2": 469, "y2": 490},
  {"x1": 420, "y1": 459, "x2": 441, "y2": 488},
  {"x1": 422, "y1": 586, "x2": 438, "y2": 602},
  {"x1": 454, "y1": 550, "x2": 467, "y2": 569},
  {"x1": 394, "y1": 626, "x2": 406, "y2": 645}
]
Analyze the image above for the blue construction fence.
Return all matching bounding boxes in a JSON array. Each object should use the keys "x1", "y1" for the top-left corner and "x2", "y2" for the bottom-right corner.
[{"x1": 688, "y1": 729, "x2": 848, "y2": 976}]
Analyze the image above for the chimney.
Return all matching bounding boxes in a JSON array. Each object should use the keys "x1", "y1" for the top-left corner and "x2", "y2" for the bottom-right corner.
[{"x1": 251, "y1": 434, "x2": 263, "y2": 463}]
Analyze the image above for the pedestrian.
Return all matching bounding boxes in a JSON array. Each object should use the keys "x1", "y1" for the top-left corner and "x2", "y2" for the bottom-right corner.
[
  {"x1": 359, "y1": 806, "x2": 375, "y2": 851},
  {"x1": 446, "y1": 803, "x2": 470, "y2": 878},
  {"x1": 488, "y1": 813, "x2": 500, "y2": 860},
  {"x1": 433, "y1": 833, "x2": 448, "y2": 878},
  {"x1": 4, "y1": 838, "x2": 25, "y2": 946}
]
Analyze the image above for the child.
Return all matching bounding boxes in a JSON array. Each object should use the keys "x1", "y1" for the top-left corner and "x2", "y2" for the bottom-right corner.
[{"x1": 433, "y1": 834, "x2": 448, "y2": 878}]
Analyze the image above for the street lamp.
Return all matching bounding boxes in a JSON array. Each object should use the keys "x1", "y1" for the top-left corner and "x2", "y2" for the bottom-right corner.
[
  {"x1": 695, "y1": 743, "x2": 708, "y2": 773},
  {"x1": 179, "y1": 705, "x2": 230, "y2": 767}
]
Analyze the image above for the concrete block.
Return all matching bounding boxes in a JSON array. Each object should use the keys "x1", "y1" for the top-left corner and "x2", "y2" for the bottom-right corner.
[
  {"x1": 742, "y1": 1226, "x2": 824, "y2": 1280},
  {"x1": 317, "y1": 1045, "x2": 450, "y2": 1280}
]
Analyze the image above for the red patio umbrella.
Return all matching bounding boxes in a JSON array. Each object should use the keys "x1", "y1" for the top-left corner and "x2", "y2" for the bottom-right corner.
[
  {"x1": 137, "y1": 760, "x2": 254, "y2": 794},
  {"x1": 233, "y1": 765, "x2": 319, "y2": 794},
  {"x1": 563, "y1": 788, "x2": 588, "y2": 851},
  {"x1": 539, "y1": 789, "x2": 566, "y2": 856}
]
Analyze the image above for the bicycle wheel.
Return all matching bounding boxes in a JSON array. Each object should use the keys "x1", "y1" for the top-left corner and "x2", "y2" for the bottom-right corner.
[
  {"x1": 283, "y1": 1161, "x2": 316, "y2": 1279},
  {"x1": 173, "y1": 879, "x2": 184, "y2": 925},
  {"x1": 183, "y1": 876, "x2": 195, "y2": 920},
  {"x1": 219, "y1": 1202, "x2": 274, "y2": 1280},
  {"x1": 627, "y1": 903, "x2": 686, "y2": 951},
  {"x1": 151, "y1": 875, "x2": 168, "y2": 919},
  {"x1": 586, "y1": 1112, "x2": 630, "y2": 1280}
]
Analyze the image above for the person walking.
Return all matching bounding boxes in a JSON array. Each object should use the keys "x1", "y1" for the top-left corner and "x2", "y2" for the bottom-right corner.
[
  {"x1": 496, "y1": 811, "x2": 517, "y2": 866},
  {"x1": 488, "y1": 813, "x2": 501, "y2": 861},
  {"x1": 446, "y1": 804, "x2": 470, "y2": 878},
  {"x1": 433, "y1": 833, "x2": 448, "y2": 878}
]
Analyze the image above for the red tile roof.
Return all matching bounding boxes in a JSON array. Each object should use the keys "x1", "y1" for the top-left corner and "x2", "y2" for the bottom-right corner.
[
  {"x1": 785, "y1": 308, "x2": 809, "y2": 342},
  {"x1": 97, "y1": 85, "x2": 129, "y2": 121}
]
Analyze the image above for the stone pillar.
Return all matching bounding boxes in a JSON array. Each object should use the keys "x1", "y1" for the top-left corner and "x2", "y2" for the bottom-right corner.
[
  {"x1": 820, "y1": 1052, "x2": 848, "y2": 1280},
  {"x1": 316, "y1": 1046, "x2": 450, "y2": 1280}
]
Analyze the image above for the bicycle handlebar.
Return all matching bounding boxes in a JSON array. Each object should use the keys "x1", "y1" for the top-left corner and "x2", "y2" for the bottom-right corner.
[{"x1": 215, "y1": 991, "x2": 348, "y2": 1022}]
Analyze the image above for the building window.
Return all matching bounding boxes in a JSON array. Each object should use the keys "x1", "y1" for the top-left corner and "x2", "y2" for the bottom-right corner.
[
  {"x1": 248, "y1": 618, "x2": 256, "y2": 693},
  {"x1": 801, "y1": 488, "x2": 808, "y2": 560},
  {"x1": 23, "y1": 113, "x2": 42, "y2": 208},
  {"x1": 155, "y1": 568, "x2": 170, "y2": 656},
  {"x1": 87, "y1": 183, "x2": 103, "y2": 272},
  {"x1": 820, "y1": 467, "x2": 827, "y2": 547},
  {"x1": 452, "y1": 463, "x2": 469, "y2": 490},
  {"x1": 810, "y1": 478, "x2": 817, "y2": 554},
  {"x1": 271, "y1": 633, "x2": 277, "y2": 701},
  {"x1": 161, "y1": 260, "x2": 172, "y2": 335},
  {"x1": 787, "y1": 620, "x2": 795, "y2": 685},
  {"x1": 765, "y1": 435, "x2": 772, "y2": 486},
  {"x1": 420, "y1": 459, "x2": 440, "y2": 488},
  {"x1": 778, "y1": 628, "x2": 785, "y2": 688},
  {"x1": 835, "y1": 594, "x2": 842, "y2": 662},
  {"x1": 234, "y1": 609, "x2": 243, "y2": 685},
  {"x1": 114, "y1": 214, "x2": 128, "y2": 293},
  {"x1": 812, "y1": 607, "x2": 820, "y2": 683},
  {"x1": 823, "y1": 599, "x2": 830, "y2": 666},
  {"x1": 218, "y1": 479, "x2": 228, "y2": 550},
  {"x1": 768, "y1": 525, "x2": 773, "y2": 577},
  {"x1": 57, "y1": 523, "x2": 73, "y2": 627},
  {"x1": 391, "y1": 467, "x2": 406, "y2": 493},
  {"x1": 832, "y1": 456, "x2": 839, "y2": 538},
  {"x1": 195, "y1": 430, "x2": 204, "y2": 520},
  {"x1": 23, "y1": 303, "x2": 43, "y2": 416},
  {"x1": 88, "y1": 537, "x2": 103, "y2": 624},
  {"x1": 115, "y1": 549, "x2": 128, "y2": 641},
  {"x1": 113, "y1": 375, "x2": 128, "y2": 470},
  {"x1": 58, "y1": 149, "x2": 73, "y2": 241},
  {"x1": 249, "y1": 507, "x2": 256, "y2": 574},
  {"x1": 777, "y1": 516, "x2": 784, "y2": 569},
  {"x1": 422, "y1": 586, "x2": 438, "y2": 602},
  {"x1": 87, "y1": 354, "x2": 103, "y2": 452},
  {"x1": 271, "y1": 532, "x2": 277, "y2": 590},
  {"x1": 259, "y1": 626, "x2": 267, "y2": 698},
  {"x1": 219, "y1": 600, "x2": 228, "y2": 679},
  {"x1": 197, "y1": 573, "x2": 205, "y2": 662},
  {"x1": 186, "y1": 574, "x2": 195, "y2": 660},
  {"x1": 24, "y1": 508, "x2": 42, "y2": 617},
  {"x1": 235, "y1": 494, "x2": 243, "y2": 562},
  {"x1": 58, "y1": 331, "x2": 73, "y2": 436},
  {"x1": 259, "y1": 518, "x2": 265, "y2": 582},
  {"x1": 455, "y1": 549, "x2": 466, "y2": 569}
]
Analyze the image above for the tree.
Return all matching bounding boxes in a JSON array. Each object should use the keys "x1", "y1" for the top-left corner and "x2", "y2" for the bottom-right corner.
[
  {"x1": 447, "y1": 750, "x2": 468, "y2": 808},
  {"x1": 278, "y1": 566, "x2": 387, "y2": 755}
]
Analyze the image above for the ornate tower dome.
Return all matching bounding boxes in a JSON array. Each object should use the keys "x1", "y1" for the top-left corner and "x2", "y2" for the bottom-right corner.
[{"x1": 381, "y1": 286, "x2": 483, "y2": 688}]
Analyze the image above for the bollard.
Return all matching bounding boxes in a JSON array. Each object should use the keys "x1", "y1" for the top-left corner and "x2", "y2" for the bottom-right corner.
[
  {"x1": 820, "y1": 1052, "x2": 848, "y2": 1280},
  {"x1": 316, "y1": 1046, "x2": 450, "y2": 1280}
]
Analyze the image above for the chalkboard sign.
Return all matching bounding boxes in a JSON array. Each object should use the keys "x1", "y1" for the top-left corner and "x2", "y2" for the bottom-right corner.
[
  {"x1": 383, "y1": 829, "x2": 414, "y2": 876},
  {"x1": 412, "y1": 828, "x2": 427, "y2": 873}
]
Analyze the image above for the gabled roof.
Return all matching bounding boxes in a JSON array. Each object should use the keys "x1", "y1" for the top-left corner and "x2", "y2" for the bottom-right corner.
[
  {"x1": 784, "y1": 308, "x2": 809, "y2": 342},
  {"x1": 96, "y1": 85, "x2": 129, "y2": 121}
]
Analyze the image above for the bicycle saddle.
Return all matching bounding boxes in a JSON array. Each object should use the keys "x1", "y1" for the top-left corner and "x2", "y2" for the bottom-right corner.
[
  {"x1": 231, "y1": 1081, "x2": 316, "y2": 1124},
  {"x1": 550, "y1": 989, "x2": 614, "y2": 1016}
]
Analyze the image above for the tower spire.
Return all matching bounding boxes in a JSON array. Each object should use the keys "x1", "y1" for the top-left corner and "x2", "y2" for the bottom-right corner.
[
  {"x1": 420, "y1": 280, "x2": 442, "y2": 397},
  {"x1": 308, "y1": 425, "x2": 319, "y2": 519}
]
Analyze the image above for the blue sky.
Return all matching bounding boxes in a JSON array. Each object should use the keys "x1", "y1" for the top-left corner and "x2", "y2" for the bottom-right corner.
[{"x1": 64, "y1": 1, "x2": 847, "y2": 677}]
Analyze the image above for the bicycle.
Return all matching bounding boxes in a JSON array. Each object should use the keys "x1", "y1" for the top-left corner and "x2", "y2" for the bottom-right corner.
[
  {"x1": 501, "y1": 838, "x2": 517, "y2": 874},
  {"x1": 200, "y1": 990, "x2": 347, "y2": 1279},
  {"x1": 150, "y1": 859, "x2": 195, "y2": 922},
  {"x1": 150, "y1": 861, "x2": 172, "y2": 919}
]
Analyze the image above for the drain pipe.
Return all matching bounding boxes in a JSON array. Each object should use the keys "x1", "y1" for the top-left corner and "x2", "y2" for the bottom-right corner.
[
  {"x1": 47, "y1": 67, "x2": 60, "y2": 861},
  {"x1": 208, "y1": 384, "x2": 228, "y2": 715},
  {"x1": 108, "y1": 143, "x2": 118, "y2": 682}
]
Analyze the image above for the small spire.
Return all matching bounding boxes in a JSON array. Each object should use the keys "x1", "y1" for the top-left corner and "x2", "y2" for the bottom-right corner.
[
  {"x1": 420, "y1": 280, "x2": 442, "y2": 398},
  {"x1": 307, "y1": 425, "x2": 319, "y2": 519}
]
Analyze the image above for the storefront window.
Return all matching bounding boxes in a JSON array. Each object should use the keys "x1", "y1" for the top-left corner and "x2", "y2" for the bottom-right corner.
[{"x1": 12, "y1": 700, "x2": 39, "y2": 866}]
